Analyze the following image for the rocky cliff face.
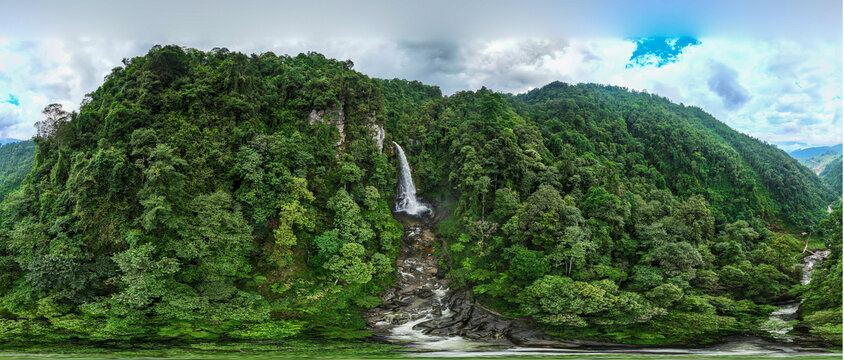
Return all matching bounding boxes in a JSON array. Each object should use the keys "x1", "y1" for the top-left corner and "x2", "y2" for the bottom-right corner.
[
  {"x1": 307, "y1": 106, "x2": 386, "y2": 153},
  {"x1": 369, "y1": 122, "x2": 385, "y2": 152},
  {"x1": 308, "y1": 103, "x2": 345, "y2": 147}
]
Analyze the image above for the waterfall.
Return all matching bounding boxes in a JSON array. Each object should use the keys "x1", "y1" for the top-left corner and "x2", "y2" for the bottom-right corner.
[
  {"x1": 761, "y1": 250, "x2": 831, "y2": 340},
  {"x1": 393, "y1": 142, "x2": 430, "y2": 216}
]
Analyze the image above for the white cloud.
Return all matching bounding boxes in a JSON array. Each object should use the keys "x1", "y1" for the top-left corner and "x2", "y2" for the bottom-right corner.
[
  {"x1": 0, "y1": 39, "x2": 150, "y2": 139},
  {"x1": 432, "y1": 38, "x2": 841, "y2": 151},
  {"x1": 0, "y1": 38, "x2": 839, "y2": 151}
]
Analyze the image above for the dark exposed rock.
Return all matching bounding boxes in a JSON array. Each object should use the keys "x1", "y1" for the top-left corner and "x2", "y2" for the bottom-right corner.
[
  {"x1": 363, "y1": 199, "x2": 569, "y2": 347},
  {"x1": 415, "y1": 288, "x2": 435, "y2": 298},
  {"x1": 365, "y1": 199, "x2": 837, "y2": 352},
  {"x1": 394, "y1": 296, "x2": 418, "y2": 307}
]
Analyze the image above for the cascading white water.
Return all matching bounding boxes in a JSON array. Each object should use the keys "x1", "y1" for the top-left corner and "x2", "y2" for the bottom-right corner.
[
  {"x1": 800, "y1": 250, "x2": 830, "y2": 285},
  {"x1": 393, "y1": 142, "x2": 430, "y2": 216},
  {"x1": 761, "y1": 250, "x2": 831, "y2": 340},
  {"x1": 383, "y1": 234, "x2": 486, "y2": 352}
]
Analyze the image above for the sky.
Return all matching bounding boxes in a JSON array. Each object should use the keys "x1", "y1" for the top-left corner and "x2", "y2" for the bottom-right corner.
[{"x1": 0, "y1": 0, "x2": 841, "y2": 151}]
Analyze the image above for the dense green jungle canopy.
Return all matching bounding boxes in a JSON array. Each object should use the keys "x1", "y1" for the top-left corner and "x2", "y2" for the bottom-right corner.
[
  {"x1": 0, "y1": 141, "x2": 35, "y2": 201},
  {"x1": 0, "y1": 45, "x2": 839, "y2": 345},
  {"x1": 821, "y1": 159, "x2": 843, "y2": 195}
]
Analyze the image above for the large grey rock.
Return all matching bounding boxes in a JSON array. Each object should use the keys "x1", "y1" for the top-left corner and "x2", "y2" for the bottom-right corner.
[
  {"x1": 307, "y1": 102, "x2": 345, "y2": 147},
  {"x1": 415, "y1": 288, "x2": 435, "y2": 298}
]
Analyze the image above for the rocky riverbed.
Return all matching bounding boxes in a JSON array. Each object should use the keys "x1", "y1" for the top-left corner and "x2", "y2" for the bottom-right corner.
[
  {"x1": 365, "y1": 196, "x2": 837, "y2": 354},
  {"x1": 364, "y1": 202, "x2": 624, "y2": 350}
]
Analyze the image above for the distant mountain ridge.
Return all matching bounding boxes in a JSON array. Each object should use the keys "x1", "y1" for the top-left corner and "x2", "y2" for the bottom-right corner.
[
  {"x1": 788, "y1": 144, "x2": 843, "y2": 176},
  {"x1": 789, "y1": 144, "x2": 842, "y2": 158},
  {"x1": 0, "y1": 138, "x2": 22, "y2": 145}
]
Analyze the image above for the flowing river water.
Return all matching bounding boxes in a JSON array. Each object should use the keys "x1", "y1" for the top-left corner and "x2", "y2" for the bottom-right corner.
[
  {"x1": 760, "y1": 250, "x2": 832, "y2": 340},
  {"x1": 365, "y1": 143, "x2": 840, "y2": 357}
]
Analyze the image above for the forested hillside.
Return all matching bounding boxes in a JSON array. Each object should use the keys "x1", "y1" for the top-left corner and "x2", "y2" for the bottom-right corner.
[
  {"x1": 789, "y1": 144, "x2": 842, "y2": 158},
  {"x1": 0, "y1": 46, "x2": 837, "y2": 345},
  {"x1": 0, "y1": 46, "x2": 403, "y2": 342},
  {"x1": 388, "y1": 81, "x2": 837, "y2": 342},
  {"x1": 788, "y1": 144, "x2": 842, "y2": 177},
  {"x1": 820, "y1": 160, "x2": 842, "y2": 196},
  {"x1": 793, "y1": 150, "x2": 842, "y2": 176},
  {"x1": 0, "y1": 140, "x2": 35, "y2": 200},
  {"x1": 798, "y1": 203, "x2": 842, "y2": 344}
]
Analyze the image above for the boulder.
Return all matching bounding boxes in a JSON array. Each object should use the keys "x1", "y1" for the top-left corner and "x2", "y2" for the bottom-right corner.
[{"x1": 415, "y1": 288, "x2": 435, "y2": 298}]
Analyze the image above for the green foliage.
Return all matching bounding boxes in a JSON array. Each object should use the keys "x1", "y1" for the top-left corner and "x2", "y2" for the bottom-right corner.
[
  {"x1": 228, "y1": 320, "x2": 302, "y2": 340},
  {"x1": 0, "y1": 47, "x2": 401, "y2": 343},
  {"x1": 820, "y1": 159, "x2": 842, "y2": 195},
  {"x1": 803, "y1": 309, "x2": 842, "y2": 343},
  {"x1": 799, "y1": 205, "x2": 843, "y2": 345},
  {"x1": 645, "y1": 284, "x2": 683, "y2": 308},
  {"x1": 381, "y1": 80, "x2": 831, "y2": 343},
  {"x1": 794, "y1": 149, "x2": 842, "y2": 180},
  {"x1": 0, "y1": 141, "x2": 35, "y2": 200},
  {"x1": 506, "y1": 246, "x2": 549, "y2": 281},
  {"x1": 0, "y1": 47, "x2": 835, "y2": 345},
  {"x1": 324, "y1": 243, "x2": 376, "y2": 285},
  {"x1": 518, "y1": 275, "x2": 659, "y2": 327}
]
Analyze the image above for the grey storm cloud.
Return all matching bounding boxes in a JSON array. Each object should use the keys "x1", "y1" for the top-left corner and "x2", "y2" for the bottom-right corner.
[
  {"x1": 270, "y1": 38, "x2": 572, "y2": 94},
  {"x1": 397, "y1": 41, "x2": 465, "y2": 74},
  {"x1": 454, "y1": 39, "x2": 571, "y2": 92},
  {"x1": 0, "y1": 113, "x2": 21, "y2": 128},
  {"x1": 708, "y1": 62, "x2": 750, "y2": 110}
]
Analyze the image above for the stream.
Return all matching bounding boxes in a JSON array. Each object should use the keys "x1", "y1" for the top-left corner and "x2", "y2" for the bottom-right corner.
[
  {"x1": 760, "y1": 250, "x2": 832, "y2": 340},
  {"x1": 365, "y1": 142, "x2": 840, "y2": 357}
]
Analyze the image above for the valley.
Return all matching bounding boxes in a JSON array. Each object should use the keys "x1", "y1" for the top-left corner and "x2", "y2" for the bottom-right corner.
[{"x1": 0, "y1": 47, "x2": 839, "y2": 355}]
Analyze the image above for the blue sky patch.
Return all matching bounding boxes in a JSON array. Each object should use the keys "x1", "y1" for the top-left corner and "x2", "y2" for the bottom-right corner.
[
  {"x1": 3, "y1": 94, "x2": 19, "y2": 106},
  {"x1": 626, "y1": 37, "x2": 701, "y2": 68}
]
